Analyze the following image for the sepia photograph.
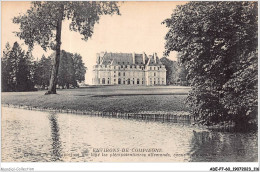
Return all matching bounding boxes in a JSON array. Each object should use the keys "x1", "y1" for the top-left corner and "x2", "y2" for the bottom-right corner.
[{"x1": 1, "y1": 0, "x2": 258, "y2": 171}]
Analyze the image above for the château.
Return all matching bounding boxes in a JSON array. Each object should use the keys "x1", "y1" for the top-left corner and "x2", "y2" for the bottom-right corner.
[{"x1": 92, "y1": 52, "x2": 166, "y2": 86}]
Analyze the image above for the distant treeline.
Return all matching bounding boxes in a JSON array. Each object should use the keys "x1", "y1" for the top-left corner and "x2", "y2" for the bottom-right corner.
[
  {"x1": 2, "y1": 42, "x2": 86, "y2": 92},
  {"x1": 160, "y1": 57, "x2": 189, "y2": 86}
]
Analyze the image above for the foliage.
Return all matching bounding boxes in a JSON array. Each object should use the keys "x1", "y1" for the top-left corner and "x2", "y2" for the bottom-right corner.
[
  {"x1": 72, "y1": 53, "x2": 87, "y2": 83},
  {"x1": 33, "y1": 55, "x2": 52, "y2": 89},
  {"x1": 2, "y1": 42, "x2": 35, "y2": 92},
  {"x1": 164, "y1": 2, "x2": 257, "y2": 130},
  {"x1": 160, "y1": 57, "x2": 189, "y2": 85},
  {"x1": 13, "y1": 1, "x2": 120, "y2": 94},
  {"x1": 34, "y1": 50, "x2": 87, "y2": 89},
  {"x1": 160, "y1": 57, "x2": 178, "y2": 85}
]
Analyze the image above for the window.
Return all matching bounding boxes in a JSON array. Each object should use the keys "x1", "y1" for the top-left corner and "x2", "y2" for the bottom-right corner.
[
  {"x1": 105, "y1": 65, "x2": 107, "y2": 68},
  {"x1": 154, "y1": 73, "x2": 156, "y2": 76},
  {"x1": 114, "y1": 75, "x2": 116, "y2": 77},
  {"x1": 121, "y1": 65, "x2": 123, "y2": 68},
  {"x1": 150, "y1": 67, "x2": 152, "y2": 70},
  {"x1": 133, "y1": 78, "x2": 135, "y2": 84},
  {"x1": 114, "y1": 79, "x2": 116, "y2": 82},
  {"x1": 127, "y1": 79, "x2": 130, "y2": 85},
  {"x1": 158, "y1": 67, "x2": 159, "y2": 70},
  {"x1": 98, "y1": 78, "x2": 100, "y2": 84},
  {"x1": 108, "y1": 78, "x2": 110, "y2": 84},
  {"x1": 119, "y1": 72, "x2": 121, "y2": 76},
  {"x1": 102, "y1": 78, "x2": 105, "y2": 84},
  {"x1": 123, "y1": 72, "x2": 125, "y2": 76},
  {"x1": 123, "y1": 62, "x2": 124, "y2": 64},
  {"x1": 114, "y1": 66, "x2": 116, "y2": 69},
  {"x1": 118, "y1": 78, "x2": 121, "y2": 84},
  {"x1": 154, "y1": 80, "x2": 156, "y2": 84},
  {"x1": 137, "y1": 79, "x2": 140, "y2": 85},
  {"x1": 130, "y1": 65, "x2": 132, "y2": 68}
]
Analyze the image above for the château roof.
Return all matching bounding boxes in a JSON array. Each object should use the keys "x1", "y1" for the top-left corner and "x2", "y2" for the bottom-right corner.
[{"x1": 96, "y1": 52, "x2": 162, "y2": 66}]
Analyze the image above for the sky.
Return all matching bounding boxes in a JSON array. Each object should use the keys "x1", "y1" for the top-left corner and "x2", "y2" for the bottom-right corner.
[{"x1": 2, "y1": 1, "x2": 187, "y2": 84}]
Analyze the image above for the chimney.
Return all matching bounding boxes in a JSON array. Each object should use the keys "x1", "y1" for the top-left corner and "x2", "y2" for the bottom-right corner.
[
  {"x1": 154, "y1": 53, "x2": 157, "y2": 63},
  {"x1": 132, "y1": 52, "x2": 135, "y2": 64},
  {"x1": 96, "y1": 53, "x2": 100, "y2": 64},
  {"x1": 142, "y1": 52, "x2": 146, "y2": 64}
]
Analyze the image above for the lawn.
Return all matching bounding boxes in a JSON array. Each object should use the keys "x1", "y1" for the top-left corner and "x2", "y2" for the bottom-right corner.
[{"x1": 1, "y1": 85, "x2": 190, "y2": 113}]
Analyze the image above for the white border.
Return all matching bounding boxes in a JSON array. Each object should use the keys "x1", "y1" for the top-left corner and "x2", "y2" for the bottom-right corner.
[{"x1": 0, "y1": 0, "x2": 259, "y2": 171}]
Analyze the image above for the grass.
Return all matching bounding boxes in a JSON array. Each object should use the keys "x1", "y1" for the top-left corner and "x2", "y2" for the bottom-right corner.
[{"x1": 1, "y1": 85, "x2": 190, "y2": 113}]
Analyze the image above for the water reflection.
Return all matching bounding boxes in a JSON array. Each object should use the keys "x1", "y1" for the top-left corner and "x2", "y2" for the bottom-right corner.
[
  {"x1": 48, "y1": 113, "x2": 62, "y2": 161},
  {"x1": 190, "y1": 131, "x2": 258, "y2": 162},
  {"x1": 1, "y1": 107, "x2": 258, "y2": 162}
]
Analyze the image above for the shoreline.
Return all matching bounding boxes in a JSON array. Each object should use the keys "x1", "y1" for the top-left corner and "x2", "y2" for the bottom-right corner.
[{"x1": 2, "y1": 103, "x2": 194, "y2": 122}]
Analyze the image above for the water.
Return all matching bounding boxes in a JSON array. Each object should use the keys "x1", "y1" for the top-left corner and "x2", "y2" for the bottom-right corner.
[{"x1": 1, "y1": 107, "x2": 258, "y2": 162}]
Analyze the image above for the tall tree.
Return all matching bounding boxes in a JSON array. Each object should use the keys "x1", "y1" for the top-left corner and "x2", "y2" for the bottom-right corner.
[
  {"x1": 72, "y1": 53, "x2": 87, "y2": 84},
  {"x1": 57, "y1": 50, "x2": 76, "y2": 88},
  {"x1": 160, "y1": 57, "x2": 178, "y2": 85},
  {"x1": 2, "y1": 43, "x2": 12, "y2": 92},
  {"x1": 13, "y1": 1, "x2": 120, "y2": 94},
  {"x1": 1, "y1": 42, "x2": 35, "y2": 92},
  {"x1": 34, "y1": 55, "x2": 52, "y2": 89},
  {"x1": 164, "y1": 2, "x2": 257, "y2": 130}
]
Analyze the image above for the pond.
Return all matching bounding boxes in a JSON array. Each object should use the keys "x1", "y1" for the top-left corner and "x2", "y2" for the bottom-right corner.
[{"x1": 1, "y1": 107, "x2": 258, "y2": 162}]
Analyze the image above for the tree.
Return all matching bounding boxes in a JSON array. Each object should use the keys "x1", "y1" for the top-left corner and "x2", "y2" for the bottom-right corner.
[
  {"x1": 2, "y1": 43, "x2": 12, "y2": 91},
  {"x1": 72, "y1": 53, "x2": 87, "y2": 84},
  {"x1": 57, "y1": 50, "x2": 76, "y2": 88},
  {"x1": 33, "y1": 55, "x2": 52, "y2": 89},
  {"x1": 176, "y1": 65, "x2": 189, "y2": 86},
  {"x1": 160, "y1": 56, "x2": 189, "y2": 86},
  {"x1": 13, "y1": 1, "x2": 120, "y2": 94},
  {"x1": 164, "y1": 2, "x2": 257, "y2": 130},
  {"x1": 1, "y1": 42, "x2": 35, "y2": 92},
  {"x1": 160, "y1": 57, "x2": 178, "y2": 85}
]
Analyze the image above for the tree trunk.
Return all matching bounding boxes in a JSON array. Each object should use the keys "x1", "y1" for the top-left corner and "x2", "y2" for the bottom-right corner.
[{"x1": 45, "y1": 9, "x2": 63, "y2": 94}]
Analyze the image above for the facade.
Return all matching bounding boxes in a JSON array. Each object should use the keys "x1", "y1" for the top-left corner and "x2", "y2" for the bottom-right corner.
[{"x1": 92, "y1": 52, "x2": 166, "y2": 86}]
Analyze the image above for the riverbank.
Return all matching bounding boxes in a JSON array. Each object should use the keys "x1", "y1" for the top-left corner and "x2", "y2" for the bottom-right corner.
[{"x1": 2, "y1": 85, "x2": 190, "y2": 113}]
